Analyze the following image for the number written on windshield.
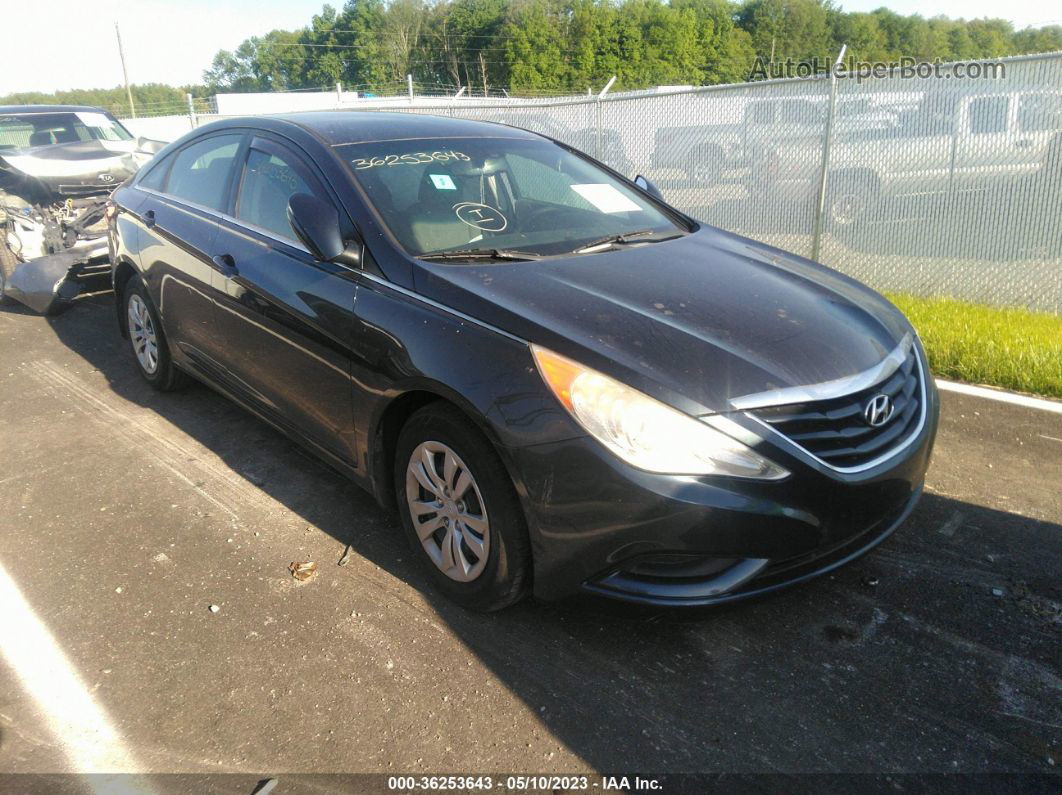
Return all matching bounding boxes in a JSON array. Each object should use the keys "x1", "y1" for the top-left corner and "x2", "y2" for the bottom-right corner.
[{"x1": 352, "y1": 151, "x2": 471, "y2": 169}]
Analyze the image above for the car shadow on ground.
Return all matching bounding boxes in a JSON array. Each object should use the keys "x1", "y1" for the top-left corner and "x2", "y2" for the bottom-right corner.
[{"x1": 26, "y1": 292, "x2": 1062, "y2": 774}]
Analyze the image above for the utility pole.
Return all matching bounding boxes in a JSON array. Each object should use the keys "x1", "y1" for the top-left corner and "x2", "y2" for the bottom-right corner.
[{"x1": 115, "y1": 22, "x2": 136, "y2": 119}]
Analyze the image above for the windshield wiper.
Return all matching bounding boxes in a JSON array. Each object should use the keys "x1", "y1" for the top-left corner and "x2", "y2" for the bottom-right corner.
[
  {"x1": 572, "y1": 229, "x2": 681, "y2": 254},
  {"x1": 418, "y1": 247, "x2": 542, "y2": 262}
]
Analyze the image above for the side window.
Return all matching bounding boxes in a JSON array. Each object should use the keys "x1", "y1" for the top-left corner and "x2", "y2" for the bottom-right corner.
[
  {"x1": 780, "y1": 101, "x2": 819, "y2": 126},
  {"x1": 236, "y1": 146, "x2": 320, "y2": 240},
  {"x1": 138, "y1": 154, "x2": 172, "y2": 191},
  {"x1": 968, "y1": 97, "x2": 1009, "y2": 135},
  {"x1": 164, "y1": 134, "x2": 242, "y2": 211},
  {"x1": 1018, "y1": 94, "x2": 1062, "y2": 133},
  {"x1": 747, "y1": 102, "x2": 774, "y2": 125}
]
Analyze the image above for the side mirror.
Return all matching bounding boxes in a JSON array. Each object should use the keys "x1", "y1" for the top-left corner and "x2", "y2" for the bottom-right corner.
[
  {"x1": 633, "y1": 174, "x2": 664, "y2": 202},
  {"x1": 287, "y1": 193, "x2": 346, "y2": 262}
]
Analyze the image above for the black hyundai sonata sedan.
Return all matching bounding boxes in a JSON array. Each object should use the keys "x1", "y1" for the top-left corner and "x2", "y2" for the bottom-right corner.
[{"x1": 108, "y1": 112, "x2": 938, "y2": 610}]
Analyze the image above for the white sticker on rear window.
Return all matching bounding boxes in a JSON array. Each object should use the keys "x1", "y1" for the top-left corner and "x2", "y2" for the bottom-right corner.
[
  {"x1": 75, "y1": 112, "x2": 114, "y2": 129},
  {"x1": 429, "y1": 174, "x2": 457, "y2": 190},
  {"x1": 570, "y1": 183, "x2": 641, "y2": 213}
]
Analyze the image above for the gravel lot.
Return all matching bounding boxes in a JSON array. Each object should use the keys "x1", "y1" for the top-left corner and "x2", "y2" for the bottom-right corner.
[{"x1": 0, "y1": 292, "x2": 1059, "y2": 787}]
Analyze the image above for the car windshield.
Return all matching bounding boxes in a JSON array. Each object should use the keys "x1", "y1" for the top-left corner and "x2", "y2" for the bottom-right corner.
[
  {"x1": 336, "y1": 136, "x2": 685, "y2": 258},
  {"x1": 0, "y1": 111, "x2": 133, "y2": 150}
]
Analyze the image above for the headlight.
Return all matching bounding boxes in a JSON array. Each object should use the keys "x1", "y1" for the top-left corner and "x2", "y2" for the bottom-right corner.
[{"x1": 531, "y1": 345, "x2": 788, "y2": 480}]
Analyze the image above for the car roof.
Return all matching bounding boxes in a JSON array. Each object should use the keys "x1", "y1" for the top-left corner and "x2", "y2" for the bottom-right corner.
[
  {"x1": 225, "y1": 111, "x2": 543, "y2": 146},
  {"x1": 0, "y1": 105, "x2": 116, "y2": 115}
]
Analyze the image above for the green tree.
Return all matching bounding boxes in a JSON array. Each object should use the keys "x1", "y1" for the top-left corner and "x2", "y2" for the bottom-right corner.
[
  {"x1": 738, "y1": 0, "x2": 834, "y2": 64},
  {"x1": 504, "y1": 0, "x2": 570, "y2": 93},
  {"x1": 674, "y1": 0, "x2": 756, "y2": 84}
]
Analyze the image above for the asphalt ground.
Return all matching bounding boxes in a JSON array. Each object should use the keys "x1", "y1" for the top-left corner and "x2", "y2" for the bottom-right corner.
[{"x1": 0, "y1": 290, "x2": 1059, "y2": 789}]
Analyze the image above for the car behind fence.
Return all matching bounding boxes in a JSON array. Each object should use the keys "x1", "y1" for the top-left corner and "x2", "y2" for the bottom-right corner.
[{"x1": 125, "y1": 51, "x2": 1062, "y2": 314}]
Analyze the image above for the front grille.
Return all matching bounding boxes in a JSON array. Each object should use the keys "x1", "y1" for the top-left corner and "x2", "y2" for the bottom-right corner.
[
  {"x1": 751, "y1": 348, "x2": 923, "y2": 469},
  {"x1": 57, "y1": 184, "x2": 111, "y2": 197}
]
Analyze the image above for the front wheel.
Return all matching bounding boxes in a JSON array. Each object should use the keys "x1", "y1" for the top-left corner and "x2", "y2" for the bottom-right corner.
[
  {"x1": 826, "y1": 175, "x2": 878, "y2": 228},
  {"x1": 394, "y1": 403, "x2": 531, "y2": 611}
]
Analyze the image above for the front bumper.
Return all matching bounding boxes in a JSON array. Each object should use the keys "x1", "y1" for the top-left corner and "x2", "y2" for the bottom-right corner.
[
  {"x1": 507, "y1": 377, "x2": 939, "y2": 605},
  {"x1": 3, "y1": 244, "x2": 109, "y2": 315}
]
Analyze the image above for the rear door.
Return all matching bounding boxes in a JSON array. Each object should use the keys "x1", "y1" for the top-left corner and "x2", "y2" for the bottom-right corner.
[
  {"x1": 136, "y1": 132, "x2": 245, "y2": 378},
  {"x1": 209, "y1": 134, "x2": 359, "y2": 466}
]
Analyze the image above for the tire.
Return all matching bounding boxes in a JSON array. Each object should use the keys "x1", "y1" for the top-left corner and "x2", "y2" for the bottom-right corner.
[
  {"x1": 394, "y1": 403, "x2": 531, "y2": 611},
  {"x1": 0, "y1": 234, "x2": 18, "y2": 306},
  {"x1": 686, "y1": 147, "x2": 723, "y2": 186},
  {"x1": 123, "y1": 276, "x2": 190, "y2": 391},
  {"x1": 826, "y1": 174, "x2": 878, "y2": 229}
]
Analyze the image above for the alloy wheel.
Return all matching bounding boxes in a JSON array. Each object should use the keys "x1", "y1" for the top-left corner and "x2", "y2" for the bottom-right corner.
[
  {"x1": 405, "y1": 440, "x2": 490, "y2": 582},
  {"x1": 127, "y1": 294, "x2": 159, "y2": 374},
  {"x1": 692, "y1": 161, "x2": 716, "y2": 185},
  {"x1": 830, "y1": 192, "x2": 865, "y2": 226}
]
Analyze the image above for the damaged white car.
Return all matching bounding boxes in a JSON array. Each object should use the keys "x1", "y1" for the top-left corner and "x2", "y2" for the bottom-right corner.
[{"x1": 0, "y1": 105, "x2": 163, "y2": 313}]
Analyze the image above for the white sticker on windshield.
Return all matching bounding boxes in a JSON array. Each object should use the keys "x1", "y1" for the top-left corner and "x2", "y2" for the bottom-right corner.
[
  {"x1": 429, "y1": 174, "x2": 457, "y2": 190},
  {"x1": 75, "y1": 111, "x2": 114, "y2": 129},
  {"x1": 570, "y1": 183, "x2": 641, "y2": 213}
]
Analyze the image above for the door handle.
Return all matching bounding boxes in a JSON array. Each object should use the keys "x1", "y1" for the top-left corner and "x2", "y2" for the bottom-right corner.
[
  {"x1": 143, "y1": 210, "x2": 155, "y2": 228},
  {"x1": 211, "y1": 253, "x2": 239, "y2": 277}
]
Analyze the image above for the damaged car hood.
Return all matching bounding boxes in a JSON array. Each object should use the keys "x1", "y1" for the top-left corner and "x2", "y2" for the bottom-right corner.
[
  {"x1": 412, "y1": 227, "x2": 913, "y2": 416},
  {"x1": 1, "y1": 138, "x2": 163, "y2": 193}
]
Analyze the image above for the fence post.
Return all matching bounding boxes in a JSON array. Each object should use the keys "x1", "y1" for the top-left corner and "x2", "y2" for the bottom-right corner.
[
  {"x1": 450, "y1": 85, "x2": 465, "y2": 118},
  {"x1": 811, "y1": 45, "x2": 846, "y2": 263},
  {"x1": 407, "y1": 74, "x2": 414, "y2": 104},
  {"x1": 596, "y1": 76, "x2": 616, "y2": 160},
  {"x1": 186, "y1": 93, "x2": 197, "y2": 129}
]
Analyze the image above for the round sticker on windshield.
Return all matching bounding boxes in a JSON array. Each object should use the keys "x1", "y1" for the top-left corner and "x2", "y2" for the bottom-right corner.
[{"x1": 453, "y1": 202, "x2": 508, "y2": 232}]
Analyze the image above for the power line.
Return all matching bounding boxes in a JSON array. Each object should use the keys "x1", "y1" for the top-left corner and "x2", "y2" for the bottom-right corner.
[{"x1": 256, "y1": 41, "x2": 605, "y2": 55}]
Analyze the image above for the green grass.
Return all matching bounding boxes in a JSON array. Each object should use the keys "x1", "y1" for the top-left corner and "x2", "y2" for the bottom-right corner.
[{"x1": 885, "y1": 294, "x2": 1062, "y2": 399}]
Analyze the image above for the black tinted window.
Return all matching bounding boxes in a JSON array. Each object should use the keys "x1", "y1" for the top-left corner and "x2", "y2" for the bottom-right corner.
[
  {"x1": 138, "y1": 155, "x2": 171, "y2": 191},
  {"x1": 165, "y1": 134, "x2": 242, "y2": 211},
  {"x1": 236, "y1": 147, "x2": 317, "y2": 240}
]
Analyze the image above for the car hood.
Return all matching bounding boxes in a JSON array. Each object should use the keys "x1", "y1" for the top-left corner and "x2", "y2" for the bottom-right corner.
[
  {"x1": 0, "y1": 138, "x2": 161, "y2": 180},
  {"x1": 413, "y1": 226, "x2": 913, "y2": 416}
]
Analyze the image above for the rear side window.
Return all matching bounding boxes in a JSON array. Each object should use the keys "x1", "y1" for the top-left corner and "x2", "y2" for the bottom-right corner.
[
  {"x1": 138, "y1": 155, "x2": 171, "y2": 191},
  {"x1": 165, "y1": 134, "x2": 242, "y2": 211},
  {"x1": 236, "y1": 147, "x2": 318, "y2": 240}
]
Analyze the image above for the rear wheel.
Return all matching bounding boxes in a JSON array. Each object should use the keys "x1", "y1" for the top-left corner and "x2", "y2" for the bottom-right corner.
[
  {"x1": 123, "y1": 277, "x2": 190, "y2": 391},
  {"x1": 394, "y1": 403, "x2": 530, "y2": 611},
  {"x1": 687, "y1": 146, "x2": 724, "y2": 186},
  {"x1": 827, "y1": 174, "x2": 878, "y2": 228}
]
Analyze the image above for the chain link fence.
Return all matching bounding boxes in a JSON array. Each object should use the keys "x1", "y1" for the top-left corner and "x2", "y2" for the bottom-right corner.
[
  {"x1": 391, "y1": 52, "x2": 1062, "y2": 314},
  {"x1": 132, "y1": 52, "x2": 1062, "y2": 313}
]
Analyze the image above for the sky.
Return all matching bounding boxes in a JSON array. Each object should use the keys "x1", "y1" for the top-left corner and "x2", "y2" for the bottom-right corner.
[{"x1": 2, "y1": 0, "x2": 1059, "y2": 96}]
